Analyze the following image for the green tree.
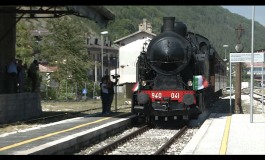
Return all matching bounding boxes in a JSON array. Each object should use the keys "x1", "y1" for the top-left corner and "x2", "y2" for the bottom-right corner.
[
  {"x1": 16, "y1": 19, "x2": 35, "y2": 65},
  {"x1": 39, "y1": 16, "x2": 94, "y2": 99}
]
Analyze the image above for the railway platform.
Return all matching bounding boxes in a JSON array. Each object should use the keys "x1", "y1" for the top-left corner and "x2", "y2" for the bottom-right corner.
[
  {"x1": 0, "y1": 112, "x2": 135, "y2": 155},
  {"x1": 181, "y1": 113, "x2": 265, "y2": 155}
]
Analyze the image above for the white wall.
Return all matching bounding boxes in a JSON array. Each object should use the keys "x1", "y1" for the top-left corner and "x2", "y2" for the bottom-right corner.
[{"x1": 116, "y1": 34, "x2": 153, "y2": 85}]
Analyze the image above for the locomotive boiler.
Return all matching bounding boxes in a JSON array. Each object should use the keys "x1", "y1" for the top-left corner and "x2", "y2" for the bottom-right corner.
[{"x1": 131, "y1": 17, "x2": 226, "y2": 123}]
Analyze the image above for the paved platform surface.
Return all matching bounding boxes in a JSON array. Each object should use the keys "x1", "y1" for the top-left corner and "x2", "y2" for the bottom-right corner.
[
  {"x1": 181, "y1": 113, "x2": 265, "y2": 155},
  {"x1": 0, "y1": 112, "x2": 134, "y2": 155}
]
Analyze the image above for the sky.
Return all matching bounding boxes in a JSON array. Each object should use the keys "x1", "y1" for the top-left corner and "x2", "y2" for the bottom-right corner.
[{"x1": 222, "y1": 6, "x2": 265, "y2": 27}]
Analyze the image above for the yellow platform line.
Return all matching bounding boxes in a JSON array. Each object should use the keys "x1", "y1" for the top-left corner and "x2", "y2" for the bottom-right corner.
[
  {"x1": 0, "y1": 113, "x2": 128, "y2": 152},
  {"x1": 219, "y1": 114, "x2": 232, "y2": 155}
]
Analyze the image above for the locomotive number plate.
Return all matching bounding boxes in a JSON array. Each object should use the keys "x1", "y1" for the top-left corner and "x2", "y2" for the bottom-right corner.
[{"x1": 151, "y1": 91, "x2": 180, "y2": 99}]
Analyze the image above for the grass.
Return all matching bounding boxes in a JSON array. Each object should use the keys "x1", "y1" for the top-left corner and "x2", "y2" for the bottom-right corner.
[{"x1": 41, "y1": 94, "x2": 131, "y2": 112}]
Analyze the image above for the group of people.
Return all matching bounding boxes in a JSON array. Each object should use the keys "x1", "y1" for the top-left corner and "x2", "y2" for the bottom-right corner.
[
  {"x1": 6, "y1": 58, "x2": 39, "y2": 93},
  {"x1": 100, "y1": 75, "x2": 119, "y2": 114}
]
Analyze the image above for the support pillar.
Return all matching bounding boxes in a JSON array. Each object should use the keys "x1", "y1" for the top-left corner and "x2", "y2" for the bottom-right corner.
[{"x1": 0, "y1": 6, "x2": 16, "y2": 93}]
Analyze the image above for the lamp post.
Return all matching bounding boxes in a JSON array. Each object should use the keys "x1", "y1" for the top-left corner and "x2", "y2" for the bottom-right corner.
[
  {"x1": 114, "y1": 53, "x2": 119, "y2": 112},
  {"x1": 223, "y1": 44, "x2": 229, "y2": 62},
  {"x1": 101, "y1": 31, "x2": 108, "y2": 77},
  {"x1": 63, "y1": 59, "x2": 68, "y2": 101},
  {"x1": 93, "y1": 53, "x2": 98, "y2": 99},
  {"x1": 223, "y1": 44, "x2": 229, "y2": 96}
]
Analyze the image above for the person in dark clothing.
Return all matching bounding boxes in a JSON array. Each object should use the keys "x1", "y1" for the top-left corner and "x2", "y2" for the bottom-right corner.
[
  {"x1": 100, "y1": 76, "x2": 109, "y2": 114},
  {"x1": 28, "y1": 60, "x2": 39, "y2": 92},
  {"x1": 6, "y1": 57, "x2": 18, "y2": 93},
  {"x1": 106, "y1": 75, "x2": 119, "y2": 113},
  {"x1": 17, "y1": 60, "x2": 27, "y2": 93}
]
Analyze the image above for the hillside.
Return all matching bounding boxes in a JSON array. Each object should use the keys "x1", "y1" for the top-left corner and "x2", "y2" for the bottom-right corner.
[{"x1": 103, "y1": 5, "x2": 265, "y2": 58}]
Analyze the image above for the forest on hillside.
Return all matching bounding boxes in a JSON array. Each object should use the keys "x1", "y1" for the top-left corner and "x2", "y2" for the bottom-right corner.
[{"x1": 105, "y1": 5, "x2": 265, "y2": 55}]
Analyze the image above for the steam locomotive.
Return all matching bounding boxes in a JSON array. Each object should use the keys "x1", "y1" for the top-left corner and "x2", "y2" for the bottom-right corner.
[{"x1": 131, "y1": 17, "x2": 226, "y2": 123}]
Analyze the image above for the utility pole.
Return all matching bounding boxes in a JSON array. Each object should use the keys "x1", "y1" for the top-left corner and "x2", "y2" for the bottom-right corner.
[{"x1": 234, "y1": 24, "x2": 244, "y2": 114}]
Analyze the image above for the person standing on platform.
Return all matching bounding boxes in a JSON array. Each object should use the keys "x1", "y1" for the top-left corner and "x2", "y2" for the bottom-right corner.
[
  {"x1": 17, "y1": 59, "x2": 27, "y2": 93},
  {"x1": 28, "y1": 60, "x2": 39, "y2": 92},
  {"x1": 6, "y1": 57, "x2": 18, "y2": 93},
  {"x1": 106, "y1": 74, "x2": 119, "y2": 113},
  {"x1": 100, "y1": 76, "x2": 109, "y2": 114}
]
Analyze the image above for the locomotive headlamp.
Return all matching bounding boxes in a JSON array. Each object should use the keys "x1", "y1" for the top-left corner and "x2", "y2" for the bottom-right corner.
[
  {"x1": 187, "y1": 80, "x2": 193, "y2": 87},
  {"x1": 141, "y1": 81, "x2": 147, "y2": 86}
]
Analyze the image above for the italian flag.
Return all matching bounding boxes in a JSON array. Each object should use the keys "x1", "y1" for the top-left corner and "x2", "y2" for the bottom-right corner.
[
  {"x1": 132, "y1": 82, "x2": 139, "y2": 92},
  {"x1": 193, "y1": 75, "x2": 209, "y2": 90}
]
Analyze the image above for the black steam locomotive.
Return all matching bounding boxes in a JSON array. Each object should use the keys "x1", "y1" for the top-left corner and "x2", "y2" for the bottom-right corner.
[{"x1": 131, "y1": 17, "x2": 226, "y2": 123}]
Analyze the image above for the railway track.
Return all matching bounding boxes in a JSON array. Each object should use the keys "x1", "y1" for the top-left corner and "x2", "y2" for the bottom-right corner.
[
  {"x1": 88, "y1": 125, "x2": 188, "y2": 155},
  {"x1": 241, "y1": 88, "x2": 265, "y2": 104},
  {"x1": 252, "y1": 92, "x2": 265, "y2": 104},
  {"x1": 225, "y1": 88, "x2": 264, "y2": 114}
]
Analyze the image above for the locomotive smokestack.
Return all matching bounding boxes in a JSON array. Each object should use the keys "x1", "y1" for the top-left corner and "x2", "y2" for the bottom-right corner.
[{"x1": 161, "y1": 17, "x2": 175, "y2": 33}]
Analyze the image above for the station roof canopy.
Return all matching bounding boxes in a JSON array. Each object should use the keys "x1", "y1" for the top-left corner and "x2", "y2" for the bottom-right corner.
[{"x1": 0, "y1": 6, "x2": 115, "y2": 28}]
